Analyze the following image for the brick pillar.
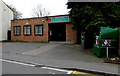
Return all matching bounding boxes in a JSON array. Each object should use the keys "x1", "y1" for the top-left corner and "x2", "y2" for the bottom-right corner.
[{"x1": 66, "y1": 24, "x2": 77, "y2": 43}]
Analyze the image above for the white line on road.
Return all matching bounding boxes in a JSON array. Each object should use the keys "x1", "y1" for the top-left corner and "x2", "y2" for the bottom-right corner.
[
  {"x1": 0, "y1": 59, "x2": 35, "y2": 67},
  {"x1": 41, "y1": 67, "x2": 73, "y2": 74},
  {"x1": 0, "y1": 58, "x2": 73, "y2": 74},
  {"x1": 67, "y1": 71, "x2": 74, "y2": 74}
]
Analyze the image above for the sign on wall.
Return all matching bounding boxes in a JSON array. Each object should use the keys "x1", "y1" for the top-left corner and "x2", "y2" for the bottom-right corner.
[{"x1": 51, "y1": 16, "x2": 69, "y2": 23}]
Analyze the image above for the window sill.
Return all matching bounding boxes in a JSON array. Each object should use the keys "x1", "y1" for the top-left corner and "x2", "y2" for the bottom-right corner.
[
  {"x1": 35, "y1": 35, "x2": 43, "y2": 36},
  {"x1": 24, "y1": 34, "x2": 32, "y2": 36},
  {"x1": 14, "y1": 35, "x2": 21, "y2": 36}
]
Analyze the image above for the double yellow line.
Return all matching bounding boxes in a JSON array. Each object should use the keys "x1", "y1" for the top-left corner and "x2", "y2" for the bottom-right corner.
[
  {"x1": 0, "y1": 58, "x2": 96, "y2": 75},
  {"x1": 72, "y1": 71, "x2": 96, "y2": 76}
]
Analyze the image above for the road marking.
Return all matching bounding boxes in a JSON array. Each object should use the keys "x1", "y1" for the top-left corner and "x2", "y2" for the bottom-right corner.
[
  {"x1": 72, "y1": 71, "x2": 96, "y2": 76},
  {"x1": 0, "y1": 58, "x2": 118, "y2": 75},
  {"x1": 0, "y1": 59, "x2": 35, "y2": 67},
  {"x1": 0, "y1": 58, "x2": 96, "y2": 75},
  {"x1": 72, "y1": 71, "x2": 87, "y2": 74},
  {"x1": 0, "y1": 58, "x2": 73, "y2": 74},
  {"x1": 42, "y1": 67, "x2": 73, "y2": 74},
  {"x1": 67, "y1": 71, "x2": 74, "y2": 74}
]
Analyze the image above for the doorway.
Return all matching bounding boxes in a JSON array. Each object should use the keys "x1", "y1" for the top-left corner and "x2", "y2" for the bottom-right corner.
[
  {"x1": 7, "y1": 30, "x2": 11, "y2": 40},
  {"x1": 49, "y1": 23, "x2": 66, "y2": 41}
]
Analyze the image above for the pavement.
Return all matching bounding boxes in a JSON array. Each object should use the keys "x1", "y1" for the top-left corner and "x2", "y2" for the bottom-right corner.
[{"x1": 1, "y1": 42, "x2": 120, "y2": 75}]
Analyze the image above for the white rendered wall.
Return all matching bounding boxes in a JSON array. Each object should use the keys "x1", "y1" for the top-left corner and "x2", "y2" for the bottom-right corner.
[
  {"x1": 0, "y1": 0, "x2": 13, "y2": 41},
  {"x1": 0, "y1": 0, "x2": 2, "y2": 75},
  {"x1": 0, "y1": 0, "x2": 2, "y2": 41}
]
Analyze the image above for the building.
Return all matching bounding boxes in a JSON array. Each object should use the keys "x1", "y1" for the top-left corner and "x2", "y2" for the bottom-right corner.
[
  {"x1": 11, "y1": 15, "x2": 77, "y2": 43},
  {"x1": 0, "y1": 0, "x2": 13, "y2": 41}
]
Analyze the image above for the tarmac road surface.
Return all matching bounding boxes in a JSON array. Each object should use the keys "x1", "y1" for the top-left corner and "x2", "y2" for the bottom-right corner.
[
  {"x1": 1, "y1": 42, "x2": 119, "y2": 75},
  {"x1": 2, "y1": 61, "x2": 68, "y2": 74}
]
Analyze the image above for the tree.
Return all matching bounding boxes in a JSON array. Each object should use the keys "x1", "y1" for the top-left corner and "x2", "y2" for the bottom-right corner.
[
  {"x1": 68, "y1": 2, "x2": 120, "y2": 31},
  {"x1": 7, "y1": 5, "x2": 22, "y2": 19},
  {"x1": 32, "y1": 5, "x2": 50, "y2": 17},
  {"x1": 67, "y1": 2, "x2": 120, "y2": 48}
]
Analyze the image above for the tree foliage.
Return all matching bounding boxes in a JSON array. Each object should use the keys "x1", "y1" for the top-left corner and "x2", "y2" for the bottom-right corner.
[
  {"x1": 7, "y1": 5, "x2": 22, "y2": 19},
  {"x1": 67, "y1": 2, "x2": 120, "y2": 47},
  {"x1": 68, "y1": 2, "x2": 120, "y2": 34},
  {"x1": 32, "y1": 5, "x2": 50, "y2": 17}
]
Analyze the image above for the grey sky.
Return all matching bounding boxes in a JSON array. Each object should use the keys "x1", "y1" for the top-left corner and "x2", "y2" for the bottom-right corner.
[
  {"x1": 68, "y1": 0, "x2": 120, "y2": 2},
  {"x1": 3, "y1": 0, "x2": 70, "y2": 18}
]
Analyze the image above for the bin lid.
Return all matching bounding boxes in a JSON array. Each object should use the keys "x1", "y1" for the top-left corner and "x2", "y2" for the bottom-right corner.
[{"x1": 99, "y1": 27, "x2": 119, "y2": 39}]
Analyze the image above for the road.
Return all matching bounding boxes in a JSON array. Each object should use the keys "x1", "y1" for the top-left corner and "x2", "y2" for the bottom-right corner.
[
  {"x1": 1, "y1": 58, "x2": 98, "y2": 75},
  {"x1": 2, "y1": 61, "x2": 68, "y2": 74},
  {"x1": 1, "y1": 42, "x2": 119, "y2": 75}
]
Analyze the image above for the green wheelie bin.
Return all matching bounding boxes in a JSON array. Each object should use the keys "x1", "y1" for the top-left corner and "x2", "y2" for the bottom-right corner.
[{"x1": 93, "y1": 27, "x2": 119, "y2": 58}]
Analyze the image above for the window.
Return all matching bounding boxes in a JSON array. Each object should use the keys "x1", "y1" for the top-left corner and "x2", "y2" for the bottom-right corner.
[
  {"x1": 14, "y1": 26, "x2": 21, "y2": 36},
  {"x1": 24, "y1": 25, "x2": 31, "y2": 35},
  {"x1": 35, "y1": 25, "x2": 43, "y2": 35}
]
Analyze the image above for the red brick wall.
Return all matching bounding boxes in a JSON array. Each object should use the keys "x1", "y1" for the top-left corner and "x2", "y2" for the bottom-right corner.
[
  {"x1": 11, "y1": 16, "x2": 77, "y2": 43},
  {"x1": 66, "y1": 24, "x2": 77, "y2": 43},
  {"x1": 11, "y1": 18, "x2": 49, "y2": 42}
]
